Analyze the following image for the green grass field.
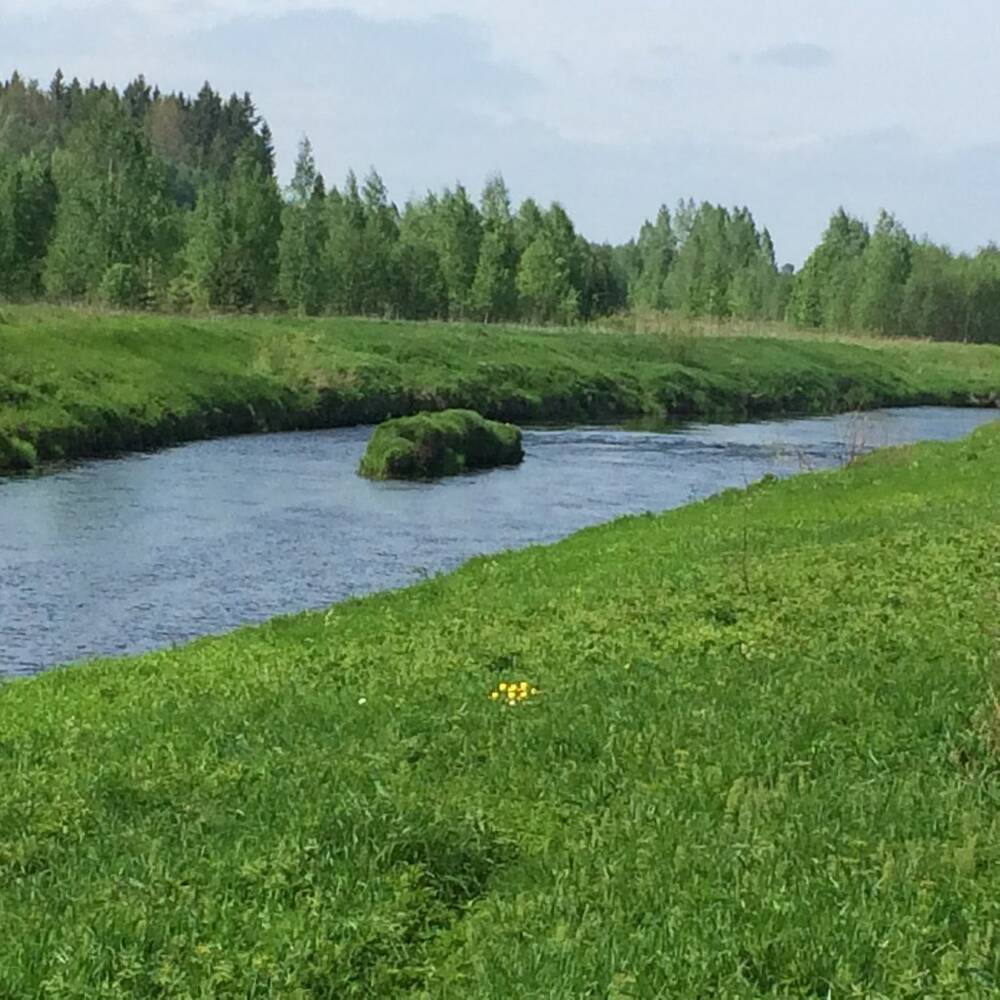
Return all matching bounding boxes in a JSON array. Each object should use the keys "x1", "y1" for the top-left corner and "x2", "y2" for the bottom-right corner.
[
  {"x1": 2, "y1": 305, "x2": 999, "y2": 472},
  {"x1": 2, "y1": 417, "x2": 999, "y2": 997}
]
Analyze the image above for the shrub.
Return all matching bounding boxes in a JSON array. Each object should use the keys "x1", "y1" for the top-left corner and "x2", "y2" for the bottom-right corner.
[
  {"x1": 166, "y1": 276, "x2": 195, "y2": 313},
  {"x1": 98, "y1": 263, "x2": 144, "y2": 309},
  {"x1": 358, "y1": 408, "x2": 524, "y2": 480},
  {"x1": 0, "y1": 433, "x2": 37, "y2": 471}
]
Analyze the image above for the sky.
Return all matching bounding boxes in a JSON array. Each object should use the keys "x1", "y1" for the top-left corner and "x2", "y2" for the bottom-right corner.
[{"x1": 3, "y1": 0, "x2": 1000, "y2": 264}]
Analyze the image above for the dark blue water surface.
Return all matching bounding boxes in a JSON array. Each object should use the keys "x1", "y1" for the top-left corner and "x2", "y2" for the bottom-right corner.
[{"x1": 1, "y1": 406, "x2": 996, "y2": 678}]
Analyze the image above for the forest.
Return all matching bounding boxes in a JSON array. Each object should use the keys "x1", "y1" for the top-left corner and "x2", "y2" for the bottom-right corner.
[{"x1": 2, "y1": 70, "x2": 1000, "y2": 342}]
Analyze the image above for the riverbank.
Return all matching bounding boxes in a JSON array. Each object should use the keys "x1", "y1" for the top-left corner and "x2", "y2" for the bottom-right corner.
[
  {"x1": 1, "y1": 422, "x2": 999, "y2": 995},
  {"x1": 2, "y1": 305, "x2": 998, "y2": 473}
]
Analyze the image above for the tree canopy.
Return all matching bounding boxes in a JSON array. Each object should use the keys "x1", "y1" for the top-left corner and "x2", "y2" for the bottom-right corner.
[{"x1": 1, "y1": 70, "x2": 998, "y2": 341}]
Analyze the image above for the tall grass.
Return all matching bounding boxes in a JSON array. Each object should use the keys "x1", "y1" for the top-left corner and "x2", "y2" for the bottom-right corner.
[{"x1": 1, "y1": 421, "x2": 999, "y2": 995}]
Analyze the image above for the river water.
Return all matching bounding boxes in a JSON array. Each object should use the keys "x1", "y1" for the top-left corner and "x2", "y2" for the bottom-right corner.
[{"x1": 1, "y1": 406, "x2": 996, "y2": 678}]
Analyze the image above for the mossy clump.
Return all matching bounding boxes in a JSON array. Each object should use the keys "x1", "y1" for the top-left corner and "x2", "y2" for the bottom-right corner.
[{"x1": 358, "y1": 408, "x2": 524, "y2": 480}]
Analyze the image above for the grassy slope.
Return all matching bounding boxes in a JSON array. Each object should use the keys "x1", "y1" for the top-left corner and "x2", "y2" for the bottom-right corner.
[
  {"x1": 2, "y1": 305, "x2": 999, "y2": 472},
  {"x1": 2, "y1": 422, "x2": 999, "y2": 997}
]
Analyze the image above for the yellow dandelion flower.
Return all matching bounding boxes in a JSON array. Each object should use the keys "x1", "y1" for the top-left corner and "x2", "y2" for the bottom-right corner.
[
  {"x1": 490, "y1": 691, "x2": 500, "y2": 700},
  {"x1": 498, "y1": 682, "x2": 508, "y2": 692}
]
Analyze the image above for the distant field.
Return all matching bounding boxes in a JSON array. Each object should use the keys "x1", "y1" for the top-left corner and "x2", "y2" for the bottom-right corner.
[
  {"x1": 1, "y1": 305, "x2": 998, "y2": 472},
  {"x1": 1, "y1": 418, "x2": 998, "y2": 995}
]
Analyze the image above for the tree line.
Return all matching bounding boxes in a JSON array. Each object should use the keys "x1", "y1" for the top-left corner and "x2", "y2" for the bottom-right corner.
[{"x1": 1, "y1": 71, "x2": 999, "y2": 342}]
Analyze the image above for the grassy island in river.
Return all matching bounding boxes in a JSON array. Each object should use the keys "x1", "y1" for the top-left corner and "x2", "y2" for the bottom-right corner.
[
  {"x1": 1, "y1": 306, "x2": 999, "y2": 474},
  {"x1": 1, "y1": 419, "x2": 999, "y2": 995},
  {"x1": 358, "y1": 408, "x2": 523, "y2": 480}
]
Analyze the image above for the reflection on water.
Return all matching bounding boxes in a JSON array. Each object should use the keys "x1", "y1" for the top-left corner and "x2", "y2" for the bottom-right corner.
[{"x1": 1, "y1": 406, "x2": 996, "y2": 677}]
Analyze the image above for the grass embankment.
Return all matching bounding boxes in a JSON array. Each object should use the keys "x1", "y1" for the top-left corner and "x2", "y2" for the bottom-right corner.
[
  {"x1": 2, "y1": 422, "x2": 1000, "y2": 996},
  {"x1": 358, "y1": 409, "x2": 523, "y2": 480},
  {"x1": 1, "y1": 305, "x2": 999, "y2": 473}
]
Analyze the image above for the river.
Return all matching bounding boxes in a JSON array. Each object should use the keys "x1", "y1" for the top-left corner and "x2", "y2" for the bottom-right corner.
[{"x1": 1, "y1": 406, "x2": 996, "y2": 678}]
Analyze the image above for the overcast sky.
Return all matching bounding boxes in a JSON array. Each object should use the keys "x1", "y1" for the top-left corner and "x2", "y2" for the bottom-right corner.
[{"x1": 4, "y1": 0, "x2": 1000, "y2": 263}]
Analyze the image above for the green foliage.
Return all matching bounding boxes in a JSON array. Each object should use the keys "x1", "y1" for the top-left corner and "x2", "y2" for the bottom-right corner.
[
  {"x1": 2, "y1": 423, "x2": 1000, "y2": 995},
  {"x1": 629, "y1": 205, "x2": 675, "y2": 310},
  {"x1": 788, "y1": 208, "x2": 870, "y2": 329},
  {"x1": 431, "y1": 184, "x2": 482, "y2": 319},
  {"x1": 0, "y1": 432, "x2": 37, "y2": 469},
  {"x1": 358, "y1": 408, "x2": 524, "y2": 480},
  {"x1": 5, "y1": 69, "x2": 1000, "y2": 338},
  {"x1": 97, "y1": 262, "x2": 146, "y2": 309},
  {"x1": 43, "y1": 99, "x2": 172, "y2": 300},
  {"x1": 1, "y1": 307, "x2": 998, "y2": 474},
  {"x1": 277, "y1": 141, "x2": 329, "y2": 316},
  {"x1": 468, "y1": 176, "x2": 517, "y2": 322},
  {"x1": 853, "y1": 211, "x2": 913, "y2": 334},
  {"x1": 185, "y1": 144, "x2": 281, "y2": 311},
  {"x1": 393, "y1": 201, "x2": 448, "y2": 320},
  {"x1": 0, "y1": 152, "x2": 56, "y2": 298},
  {"x1": 517, "y1": 229, "x2": 578, "y2": 324}
]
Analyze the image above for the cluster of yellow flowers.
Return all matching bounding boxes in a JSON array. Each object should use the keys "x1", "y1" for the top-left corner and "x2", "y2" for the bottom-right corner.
[{"x1": 489, "y1": 680, "x2": 541, "y2": 706}]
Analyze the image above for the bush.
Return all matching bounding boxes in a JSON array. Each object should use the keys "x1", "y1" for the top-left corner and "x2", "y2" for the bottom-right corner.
[
  {"x1": 358, "y1": 408, "x2": 524, "y2": 480},
  {"x1": 166, "y1": 276, "x2": 195, "y2": 313},
  {"x1": 0, "y1": 433, "x2": 37, "y2": 471},
  {"x1": 98, "y1": 263, "x2": 144, "y2": 309}
]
